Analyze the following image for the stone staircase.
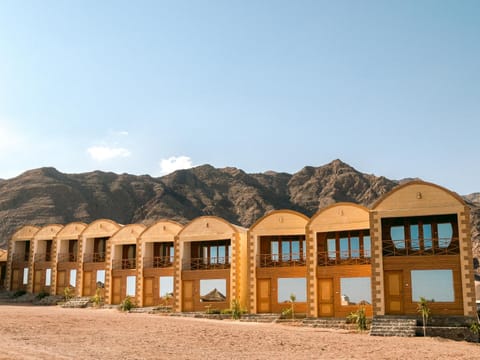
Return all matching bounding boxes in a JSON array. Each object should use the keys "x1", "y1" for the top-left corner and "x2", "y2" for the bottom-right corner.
[
  {"x1": 369, "y1": 316, "x2": 417, "y2": 337},
  {"x1": 302, "y1": 318, "x2": 353, "y2": 330},
  {"x1": 61, "y1": 297, "x2": 92, "y2": 308},
  {"x1": 240, "y1": 313, "x2": 282, "y2": 323}
]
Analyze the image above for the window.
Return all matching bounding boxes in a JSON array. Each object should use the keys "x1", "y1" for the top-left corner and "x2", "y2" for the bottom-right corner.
[
  {"x1": 96, "y1": 270, "x2": 105, "y2": 287},
  {"x1": 159, "y1": 276, "x2": 174, "y2": 298},
  {"x1": 259, "y1": 235, "x2": 306, "y2": 266},
  {"x1": 200, "y1": 279, "x2": 227, "y2": 302},
  {"x1": 45, "y1": 268, "x2": 52, "y2": 286},
  {"x1": 382, "y1": 215, "x2": 458, "y2": 256},
  {"x1": 340, "y1": 277, "x2": 371, "y2": 305},
  {"x1": 23, "y1": 268, "x2": 29, "y2": 285},
  {"x1": 69, "y1": 269, "x2": 77, "y2": 287},
  {"x1": 277, "y1": 278, "x2": 307, "y2": 303},
  {"x1": 196, "y1": 240, "x2": 231, "y2": 265},
  {"x1": 318, "y1": 230, "x2": 371, "y2": 265},
  {"x1": 411, "y1": 270, "x2": 454, "y2": 302},
  {"x1": 126, "y1": 276, "x2": 136, "y2": 296}
]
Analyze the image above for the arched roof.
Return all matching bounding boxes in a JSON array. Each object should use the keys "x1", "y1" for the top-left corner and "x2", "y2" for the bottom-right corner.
[
  {"x1": 371, "y1": 180, "x2": 466, "y2": 212},
  {"x1": 33, "y1": 224, "x2": 64, "y2": 240},
  {"x1": 80, "y1": 219, "x2": 122, "y2": 238},
  {"x1": 249, "y1": 209, "x2": 309, "y2": 236},
  {"x1": 307, "y1": 203, "x2": 370, "y2": 232},
  {"x1": 139, "y1": 220, "x2": 183, "y2": 242},
  {"x1": 55, "y1": 222, "x2": 88, "y2": 240},
  {"x1": 177, "y1": 216, "x2": 246, "y2": 241},
  {"x1": 11, "y1": 225, "x2": 40, "y2": 241},
  {"x1": 109, "y1": 224, "x2": 146, "y2": 244}
]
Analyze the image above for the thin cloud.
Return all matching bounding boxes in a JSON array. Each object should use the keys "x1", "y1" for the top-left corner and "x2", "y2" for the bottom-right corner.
[
  {"x1": 87, "y1": 146, "x2": 131, "y2": 161},
  {"x1": 159, "y1": 156, "x2": 193, "y2": 175},
  {"x1": 0, "y1": 121, "x2": 26, "y2": 151}
]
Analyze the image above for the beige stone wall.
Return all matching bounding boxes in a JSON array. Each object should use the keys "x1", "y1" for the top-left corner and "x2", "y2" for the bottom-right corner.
[{"x1": 306, "y1": 203, "x2": 370, "y2": 317}]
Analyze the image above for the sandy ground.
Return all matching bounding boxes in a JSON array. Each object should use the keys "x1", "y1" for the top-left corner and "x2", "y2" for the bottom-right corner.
[{"x1": 0, "y1": 305, "x2": 479, "y2": 360}]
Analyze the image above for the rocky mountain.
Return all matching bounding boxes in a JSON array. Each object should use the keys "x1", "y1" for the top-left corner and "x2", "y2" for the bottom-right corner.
[{"x1": 0, "y1": 159, "x2": 478, "y2": 260}]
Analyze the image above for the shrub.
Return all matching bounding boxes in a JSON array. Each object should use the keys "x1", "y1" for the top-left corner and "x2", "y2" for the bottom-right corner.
[
  {"x1": 12, "y1": 289, "x2": 27, "y2": 298},
  {"x1": 119, "y1": 296, "x2": 135, "y2": 312},
  {"x1": 63, "y1": 286, "x2": 74, "y2": 301},
  {"x1": 91, "y1": 288, "x2": 103, "y2": 307},
  {"x1": 347, "y1": 306, "x2": 367, "y2": 331},
  {"x1": 417, "y1": 297, "x2": 431, "y2": 337},
  {"x1": 36, "y1": 290, "x2": 50, "y2": 300}
]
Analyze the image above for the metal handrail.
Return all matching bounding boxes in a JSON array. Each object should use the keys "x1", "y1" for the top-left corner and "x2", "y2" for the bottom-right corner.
[
  {"x1": 258, "y1": 253, "x2": 306, "y2": 267},
  {"x1": 183, "y1": 256, "x2": 231, "y2": 270},
  {"x1": 112, "y1": 258, "x2": 136, "y2": 270},
  {"x1": 143, "y1": 256, "x2": 174, "y2": 268},
  {"x1": 382, "y1": 237, "x2": 460, "y2": 257},
  {"x1": 83, "y1": 252, "x2": 106, "y2": 263},
  {"x1": 317, "y1": 250, "x2": 371, "y2": 266},
  {"x1": 58, "y1": 252, "x2": 78, "y2": 262}
]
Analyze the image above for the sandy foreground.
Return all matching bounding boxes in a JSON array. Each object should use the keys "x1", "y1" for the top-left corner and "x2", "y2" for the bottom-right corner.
[{"x1": 0, "y1": 305, "x2": 479, "y2": 360}]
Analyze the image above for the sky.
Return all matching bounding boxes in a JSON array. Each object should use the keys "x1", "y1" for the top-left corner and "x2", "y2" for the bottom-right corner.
[{"x1": 0, "y1": 1, "x2": 479, "y2": 194}]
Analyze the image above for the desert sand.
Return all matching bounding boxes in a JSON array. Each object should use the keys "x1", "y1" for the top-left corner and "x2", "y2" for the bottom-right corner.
[{"x1": 0, "y1": 305, "x2": 479, "y2": 360}]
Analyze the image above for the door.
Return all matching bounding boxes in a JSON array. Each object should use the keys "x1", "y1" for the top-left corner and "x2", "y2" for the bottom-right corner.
[
  {"x1": 318, "y1": 278, "x2": 334, "y2": 317},
  {"x1": 34, "y1": 269, "x2": 43, "y2": 293},
  {"x1": 112, "y1": 276, "x2": 122, "y2": 304},
  {"x1": 57, "y1": 270, "x2": 66, "y2": 295},
  {"x1": 143, "y1": 277, "x2": 154, "y2": 306},
  {"x1": 385, "y1": 271, "x2": 403, "y2": 314},
  {"x1": 12, "y1": 269, "x2": 20, "y2": 291},
  {"x1": 83, "y1": 271, "x2": 92, "y2": 296},
  {"x1": 257, "y1": 279, "x2": 271, "y2": 313},
  {"x1": 182, "y1": 280, "x2": 194, "y2": 312}
]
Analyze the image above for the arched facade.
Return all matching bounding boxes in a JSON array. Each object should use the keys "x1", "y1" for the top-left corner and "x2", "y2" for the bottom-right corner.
[
  {"x1": 247, "y1": 210, "x2": 309, "y2": 314},
  {"x1": 6, "y1": 225, "x2": 40, "y2": 292},
  {"x1": 137, "y1": 220, "x2": 183, "y2": 307},
  {"x1": 53, "y1": 222, "x2": 87, "y2": 296},
  {"x1": 105, "y1": 224, "x2": 146, "y2": 304},
  {"x1": 306, "y1": 203, "x2": 371, "y2": 318},
  {"x1": 77, "y1": 219, "x2": 121, "y2": 297},
  {"x1": 30, "y1": 224, "x2": 64, "y2": 294},
  {"x1": 175, "y1": 216, "x2": 247, "y2": 312},
  {"x1": 370, "y1": 181, "x2": 477, "y2": 316}
]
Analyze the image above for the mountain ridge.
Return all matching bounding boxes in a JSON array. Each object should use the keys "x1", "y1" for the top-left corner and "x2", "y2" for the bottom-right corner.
[{"x1": 0, "y1": 160, "x2": 478, "y2": 260}]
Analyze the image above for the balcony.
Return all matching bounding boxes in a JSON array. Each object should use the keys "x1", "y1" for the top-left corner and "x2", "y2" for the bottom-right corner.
[
  {"x1": 83, "y1": 252, "x2": 106, "y2": 263},
  {"x1": 382, "y1": 237, "x2": 460, "y2": 257},
  {"x1": 34, "y1": 253, "x2": 53, "y2": 262},
  {"x1": 143, "y1": 256, "x2": 174, "y2": 269},
  {"x1": 58, "y1": 252, "x2": 78, "y2": 263},
  {"x1": 258, "y1": 253, "x2": 306, "y2": 268},
  {"x1": 12, "y1": 253, "x2": 29, "y2": 263},
  {"x1": 183, "y1": 256, "x2": 231, "y2": 270},
  {"x1": 317, "y1": 250, "x2": 371, "y2": 266},
  {"x1": 112, "y1": 258, "x2": 136, "y2": 270}
]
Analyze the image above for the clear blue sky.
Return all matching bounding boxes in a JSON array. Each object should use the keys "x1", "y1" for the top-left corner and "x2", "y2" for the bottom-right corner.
[{"x1": 1, "y1": 1, "x2": 479, "y2": 194}]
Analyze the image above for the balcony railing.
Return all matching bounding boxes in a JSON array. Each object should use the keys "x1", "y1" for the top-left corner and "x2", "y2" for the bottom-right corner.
[
  {"x1": 258, "y1": 253, "x2": 306, "y2": 268},
  {"x1": 34, "y1": 253, "x2": 52, "y2": 262},
  {"x1": 183, "y1": 257, "x2": 231, "y2": 270},
  {"x1": 317, "y1": 250, "x2": 371, "y2": 266},
  {"x1": 12, "y1": 253, "x2": 29, "y2": 263},
  {"x1": 112, "y1": 258, "x2": 136, "y2": 270},
  {"x1": 143, "y1": 256, "x2": 174, "y2": 268},
  {"x1": 382, "y1": 238, "x2": 460, "y2": 257},
  {"x1": 58, "y1": 252, "x2": 78, "y2": 263},
  {"x1": 83, "y1": 252, "x2": 106, "y2": 263}
]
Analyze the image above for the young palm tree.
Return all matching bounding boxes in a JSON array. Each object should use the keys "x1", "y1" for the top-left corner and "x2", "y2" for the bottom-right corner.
[
  {"x1": 417, "y1": 297, "x2": 431, "y2": 337},
  {"x1": 289, "y1": 293, "x2": 296, "y2": 319}
]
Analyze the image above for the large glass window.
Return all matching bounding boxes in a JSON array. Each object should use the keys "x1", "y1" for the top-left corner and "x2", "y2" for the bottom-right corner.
[
  {"x1": 23, "y1": 268, "x2": 29, "y2": 285},
  {"x1": 45, "y1": 268, "x2": 52, "y2": 286},
  {"x1": 411, "y1": 270, "x2": 454, "y2": 302},
  {"x1": 159, "y1": 276, "x2": 174, "y2": 298},
  {"x1": 259, "y1": 235, "x2": 306, "y2": 266},
  {"x1": 277, "y1": 278, "x2": 307, "y2": 303},
  {"x1": 318, "y1": 230, "x2": 371, "y2": 265},
  {"x1": 69, "y1": 269, "x2": 77, "y2": 287},
  {"x1": 200, "y1": 279, "x2": 227, "y2": 302},
  {"x1": 96, "y1": 270, "x2": 105, "y2": 287},
  {"x1": 126, "y1": 276, "x2": 136, "y2": 296},
  {"x1": 340, "y1": 277, "x2": 372, "y2": 305}
]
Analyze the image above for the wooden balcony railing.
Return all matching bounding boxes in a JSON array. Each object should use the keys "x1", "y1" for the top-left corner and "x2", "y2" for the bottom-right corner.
[
  {"x1": 58, "y1": 252, "x2": 78, "y2": 263},
  {"x1": 382, "y1": 238, "x2": 460, "y2": 257},
  {"x1": 183, "y1": 257, "x2": 231, "y2": 270},
  {"x1": 12, "y1": 253, "x2": 29, "y2": 263},
  {"x1": 112, "y1": 258, "x2": 136, "y2": 270},
  {"x1": 83, "y1": 252, "x2": 106, "y2": 263},
  {"x1": 317, "y1": 250, "x2": 371, "y2": 266},
  {"x1": 143, "y1": 256, "x2": 174, "y2": 268},
  {"x1": 34, "y1": 253, "x2": 52, "y2": 262},
  {"x1": 258, "y1": 253, "x2": 306, "y2": 268}
]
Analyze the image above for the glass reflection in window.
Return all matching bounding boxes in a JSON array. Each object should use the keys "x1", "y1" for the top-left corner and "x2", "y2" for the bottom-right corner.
[
  {"x1": 390, "y1": 226, "x2": 405, "y2": 249},
  {"x1": 438, "y1": 223, "x2": 453, "y2": 248}
]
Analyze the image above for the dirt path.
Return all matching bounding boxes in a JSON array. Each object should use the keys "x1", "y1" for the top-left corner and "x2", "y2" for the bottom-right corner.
[{"x1": 0, "y1": 305, "x2": 479, "y2": 359}]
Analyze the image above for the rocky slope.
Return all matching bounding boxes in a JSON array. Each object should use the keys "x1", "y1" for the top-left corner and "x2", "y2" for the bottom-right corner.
[{"x1": 0, "y1": 159, "x2": 478, "y2": 260}]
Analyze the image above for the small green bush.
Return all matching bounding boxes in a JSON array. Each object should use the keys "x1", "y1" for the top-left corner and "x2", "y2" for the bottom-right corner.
[
  {"x1": 91, "y1": 288, "x2": 103, "y2": 307},
  {"x1": 119, "y1": 296, "x2": 135, "y2": 312},
  {"x1": 36, "y1": 290, "x2": 50, "y2": 300},
  {"x1": 347, "y1": 306, "x2": 367, "y2": 331},
  {"x1": 63, "y1": 286, "x2": 74, "y2": 301},
  {"x1": 12, "y1": 290, "x2": 27, "y2": 298}
]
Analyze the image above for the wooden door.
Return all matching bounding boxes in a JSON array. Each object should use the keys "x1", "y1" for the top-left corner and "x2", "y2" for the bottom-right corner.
[
  {"x1": 257, "y1": 279, "x2": 271, "y2": 313},
  {"x1": 385, "y1": 271, "x2": 403, "y2": 314},
  {"x1": 112, "y1": 276, "x2": 122, "y2": 304},
  {"x1": 83, "y1": 271, "x2": 92, "y2": 296},
  {"x1": 11, "y1": 269, "x2": 20, "y2": 291},
  {"x1": 57, "y1": 271, "x2": 66, "y2": 295},
  {"x1": 34, "y1": 269, "x2": 43, "y2": 293},
  {"x1": 318, "y1": 278, "x2": 334, "y2": 317},
  {"x1": 182, "y1": 280, "x2": 194, "y2": 312},
  {"x1": 143, "y1": 277, "x2": 154, "y2": 306}
]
